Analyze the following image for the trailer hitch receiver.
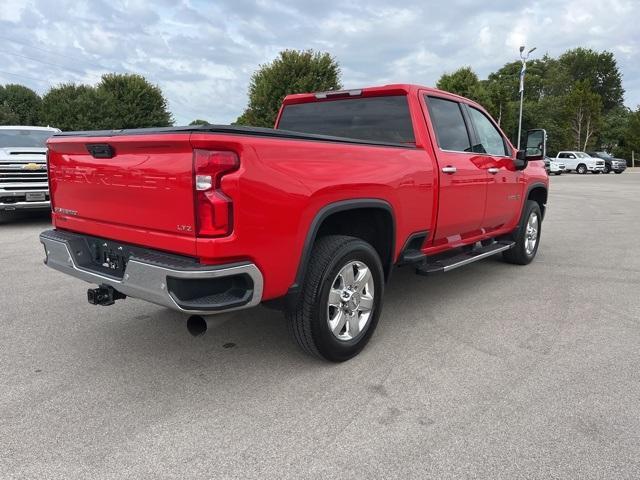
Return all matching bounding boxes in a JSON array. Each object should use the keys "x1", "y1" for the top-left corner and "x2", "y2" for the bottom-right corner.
[{"x1": 87, "y1": 285, "x2": 126, "y2": 306}]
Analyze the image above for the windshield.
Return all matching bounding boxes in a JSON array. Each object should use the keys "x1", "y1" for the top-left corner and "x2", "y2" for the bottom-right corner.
[
  {"x1": 0, "y1": 129, "x2": 54, "y2": 148},
  {"x1": 576, "y1": 152, "x2": 590, "y2": 158},
  {"x1": 593, "y1": 151, "x2": 612, "y2": 158}
]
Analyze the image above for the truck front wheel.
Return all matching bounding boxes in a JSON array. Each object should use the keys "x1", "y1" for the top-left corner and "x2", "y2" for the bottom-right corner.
[
  {"x1": 286, "y1": 235, "x2": 384, "y2": 362},
  {"x1": 503, "y1": 200, "x2": 542, "y2": 265},
  {"x1": 576, "y1": 164, "x2": 587, "y2": 174}
]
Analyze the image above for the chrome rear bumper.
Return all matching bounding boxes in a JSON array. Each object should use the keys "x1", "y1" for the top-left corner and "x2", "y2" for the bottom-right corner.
[{"x1": 39, "y1": 229, "x2": 263, "y2": 314}]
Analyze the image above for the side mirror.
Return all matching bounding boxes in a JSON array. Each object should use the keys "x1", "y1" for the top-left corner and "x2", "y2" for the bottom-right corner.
[{"x1": 515, "y1": 128, "x2": 547, "y2": 170}]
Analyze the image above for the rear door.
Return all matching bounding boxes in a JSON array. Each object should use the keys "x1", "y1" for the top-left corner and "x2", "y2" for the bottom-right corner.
[
  {"x1": 464, "y1": 105, "x2": 522, "y2": 232},
  {"x1": 423, "y1": 95, "x2": 488, "y2": 247},
  {"x1": 48, "y1": 133, "x2": 197, "y2": 253}
]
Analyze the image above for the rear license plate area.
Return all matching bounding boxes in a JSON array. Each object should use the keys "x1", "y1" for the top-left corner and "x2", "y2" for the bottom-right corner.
[{"x1": 91, "y1": 241, "x2": 129, "y2": 277}]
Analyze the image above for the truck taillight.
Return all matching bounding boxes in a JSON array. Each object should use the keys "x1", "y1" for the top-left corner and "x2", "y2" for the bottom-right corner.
[{"x1": 193, "y1": 149, "x2": 239, "y2": 237}]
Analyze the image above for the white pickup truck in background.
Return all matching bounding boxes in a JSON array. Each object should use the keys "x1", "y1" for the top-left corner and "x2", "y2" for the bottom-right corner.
[
  {"x1": 0, "y1": 126, "x2": 60, "y2": 212},
  {"x1": 556, "y1": 151, "x2": 605, "y2": 174}
]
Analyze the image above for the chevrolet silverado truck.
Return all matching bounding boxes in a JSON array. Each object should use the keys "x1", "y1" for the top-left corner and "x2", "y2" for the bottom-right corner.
[
  {"x1": 40, "y1": 84, "x2": 548, "y2": 361},
  {"x1": 0, "y1": 126, "x2": 60, "y2": 212},
  {"x1": 586, "y1": 151, "x2": 627, "y2": 174},
  {"x1": 556, "y1": 151, "x2": 604, "y2": 174}
]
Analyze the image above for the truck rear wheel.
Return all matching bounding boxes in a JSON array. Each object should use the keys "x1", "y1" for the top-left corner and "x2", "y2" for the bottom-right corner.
[
  {"x1": 286, "y1": 235, "x2": 384, "y2": 362},
  {"x1": 503, "y1": 200, "x2": 542, "y2": 265}
]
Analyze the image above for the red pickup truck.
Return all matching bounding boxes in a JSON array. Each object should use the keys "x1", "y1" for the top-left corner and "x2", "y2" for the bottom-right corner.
[{"x1": 41, "y1": 84, "x2": 548, "y2": 361}]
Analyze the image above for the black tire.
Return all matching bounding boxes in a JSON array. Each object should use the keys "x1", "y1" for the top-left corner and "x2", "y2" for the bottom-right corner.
[
  {"x1": 604, "y1": 165, "x2": 611, "y2": 174},
  {"x1": 576, "y1": 164, "x2": 587, "y2": 174},
  {"x1": 592, "y1": 170, "x2": 600, "y2": 174},
  {"x1": 502, "y1": 200, "x2": 542, "y2": 265},
  {"x1": 554, "y1": 171, "x2": 562, "y2": 176},
  {"x1": 615, "y1": 171, "x2": 623, "y2": 174},
  {"x1": 286, "y1": 235, "x2": 384, "y2": 362}
]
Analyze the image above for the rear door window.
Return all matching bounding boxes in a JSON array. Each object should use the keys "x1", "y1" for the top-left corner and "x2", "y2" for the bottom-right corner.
[{"x1": 425, "y1": 96, "x2": 471, "y2": 152}]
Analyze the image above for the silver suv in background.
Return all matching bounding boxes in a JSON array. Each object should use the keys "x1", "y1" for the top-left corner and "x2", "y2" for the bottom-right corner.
[{"x1": 0, "y1": 126, "x2": 59, "y2": 212}]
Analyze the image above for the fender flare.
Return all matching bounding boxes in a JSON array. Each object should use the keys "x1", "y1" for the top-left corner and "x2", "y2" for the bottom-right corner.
[
  {"x1": 524, "y1": 182, "x2": 548, "y2": 219},
  {"x1": 286, "y1": 198, "x2": 396, "y2": 304}
]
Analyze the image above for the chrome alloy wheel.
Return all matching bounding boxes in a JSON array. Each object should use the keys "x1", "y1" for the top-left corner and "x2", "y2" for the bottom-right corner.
[
  {"x1": 327, "y1": 260, "x2": 375, "y2": 341},
  {"x1": 525, "y1": 211, "x2": 539, "y2": 255}
]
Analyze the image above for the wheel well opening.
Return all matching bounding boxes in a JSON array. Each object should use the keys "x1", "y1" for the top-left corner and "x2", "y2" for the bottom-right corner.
[
  {"x1": 316, "y1": 208, "x2": 394, "y2": 279},
  {"x1": 528, "y1": 187, "x2": 547, "y2": 218}
]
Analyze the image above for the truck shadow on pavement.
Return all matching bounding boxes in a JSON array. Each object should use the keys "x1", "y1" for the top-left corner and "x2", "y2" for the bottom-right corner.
[
  {"x1": 91, "y1": 256, "x2": 517, "y2": 373},
  {"x1": 0, "y1": 210, "x2": 51, "y2": 226}
]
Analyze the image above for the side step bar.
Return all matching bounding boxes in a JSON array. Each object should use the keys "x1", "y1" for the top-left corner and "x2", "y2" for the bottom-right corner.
[{"x1": 416, "y1": 241, "x2": 515, "y2": 275}]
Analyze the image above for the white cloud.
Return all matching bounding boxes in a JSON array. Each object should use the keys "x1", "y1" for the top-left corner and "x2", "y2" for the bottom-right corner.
[{"x1": 0, "y1": 0, "x2": 27, "y2": 21}]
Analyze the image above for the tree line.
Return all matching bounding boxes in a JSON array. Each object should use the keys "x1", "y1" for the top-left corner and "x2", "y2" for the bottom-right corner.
[
  {"x1": 1, "y1": 48, "x2": 638, "y2": 159},
  {"x1": 435, "y1": 48, "x2": 637, "y2": 158},
  {"x1": 0, "y1": 73, "x2": 172, "y2": 131}
]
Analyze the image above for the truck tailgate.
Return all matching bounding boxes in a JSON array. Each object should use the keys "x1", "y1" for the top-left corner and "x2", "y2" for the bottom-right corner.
[{"x1": 48, "y1": 134, "x2": 197, "y2": 254}]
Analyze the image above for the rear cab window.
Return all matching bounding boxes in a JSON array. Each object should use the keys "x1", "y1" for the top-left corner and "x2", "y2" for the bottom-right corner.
[{"x1": 277, "y1": 95, "x2": 415, "y2": 144}]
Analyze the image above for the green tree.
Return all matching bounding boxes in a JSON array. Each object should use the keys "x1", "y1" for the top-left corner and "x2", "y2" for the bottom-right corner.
[
  {"x1": 617, "y1": 107, "x2": 640, "y2": 163},
  {"x1": 0, "y1": 84, "x2": 42, "y2": 125},
  {"x1": 566, "y1": 81, "x2": 603, "y2": 151},
  {"x1": 95, "y1": 73, "x2": 173, "y2": 129},
  {"x1": 485, "y1": 58, "x2": 556, "y2": 144},
  {"x1": 436, "y1": 67, "x2": 481, "y2": 99},
  {"x1": 0, "y1": 104, "x2": 20, "y2": 125},
  {"x1": 189, "y1": 119, "x2": 210, "y2": 126},
  {"x1": 41, "y1": 84, "x2": 99, "y2": 131},
  {"x1": 598, "y1": 106, "x2": 631, "y2": 152},
  {"x1": 236, "y1": 50, "x2": 342, "y2": 127},
  {"x1": 558, "y1": 48, "x2": 624, "y2": 111}
]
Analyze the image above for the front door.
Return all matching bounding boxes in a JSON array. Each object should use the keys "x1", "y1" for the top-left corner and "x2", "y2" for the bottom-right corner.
[
  {"x1": 464, "y1": 105, "x2": 522, "y2": 232},
  {"x1": 423, "y1": 95, "x2": 488, "y2": 248}
]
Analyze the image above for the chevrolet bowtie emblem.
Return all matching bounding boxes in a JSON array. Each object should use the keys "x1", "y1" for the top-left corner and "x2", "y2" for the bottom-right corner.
[{"x1": 22, "y1": 163, "x2": 44, "y2": 171}]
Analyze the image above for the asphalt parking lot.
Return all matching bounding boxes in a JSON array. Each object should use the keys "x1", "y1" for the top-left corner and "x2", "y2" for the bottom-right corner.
[{"x1": 1, "y1": 172, "x2": 639, "y2": 479}]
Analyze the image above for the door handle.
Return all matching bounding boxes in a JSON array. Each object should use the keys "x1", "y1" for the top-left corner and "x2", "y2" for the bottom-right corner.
[
  {"x1": 441, "y1": 166, "x2": 457, "y2": 174},
  {"x1": 488, "y1": 167, "x2": 500, "y2": 174}
]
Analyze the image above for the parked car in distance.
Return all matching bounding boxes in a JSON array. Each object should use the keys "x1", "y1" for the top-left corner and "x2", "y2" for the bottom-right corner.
[
  {"x1": 544, "y1": 156, "x2": 565, "y2": 175},
  {"x1": 556, "y1": 151, "x2": 604, "y2": 174},
  {"x1": 0, "y1": 126, "x2": 60, "y2": 212},
  {"x1": 41, "y1": 84, "x2": 549, "y2": 362},
  {"x1": 586, "y1": 151, "x2": 627, "y2": 174}
]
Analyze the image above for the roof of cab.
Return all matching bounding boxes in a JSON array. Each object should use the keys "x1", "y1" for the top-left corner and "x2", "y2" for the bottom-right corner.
[{"x1": 282, "y1": 83, "x2": 473, "y2": 106}]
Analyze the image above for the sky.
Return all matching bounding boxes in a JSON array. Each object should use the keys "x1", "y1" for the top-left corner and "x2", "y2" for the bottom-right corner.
[{"x1": 1, "y1": 0, "x2": 638, "y2": 125}]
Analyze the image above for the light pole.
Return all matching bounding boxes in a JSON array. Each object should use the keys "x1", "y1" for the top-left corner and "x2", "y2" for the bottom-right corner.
[{"x1": 517, "y1": 45, "x2": 536, "y2": 150}]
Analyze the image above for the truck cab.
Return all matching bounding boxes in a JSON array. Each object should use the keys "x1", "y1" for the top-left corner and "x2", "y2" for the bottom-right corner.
[{"x1": 556, "y1": 151, "x2": 604, "y2": 174}]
